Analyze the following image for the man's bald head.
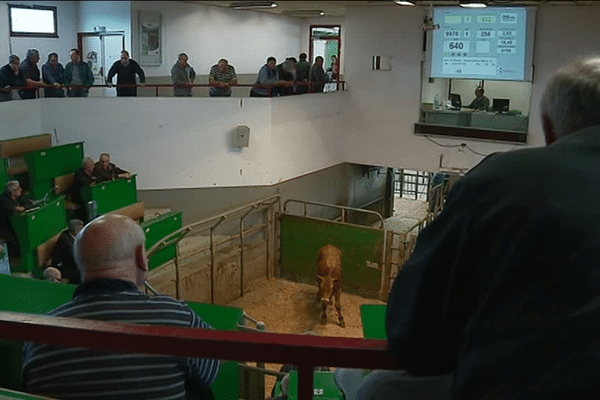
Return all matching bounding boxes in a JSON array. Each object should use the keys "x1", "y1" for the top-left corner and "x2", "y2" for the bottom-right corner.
[{"x1": 74, "y1": 214, "x2": 148, "y2": 285}]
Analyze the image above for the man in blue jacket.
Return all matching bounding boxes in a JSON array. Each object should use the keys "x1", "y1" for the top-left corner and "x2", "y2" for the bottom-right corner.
[{"x1": 41, "y1": 52, "x2": 65, "y2": 98}]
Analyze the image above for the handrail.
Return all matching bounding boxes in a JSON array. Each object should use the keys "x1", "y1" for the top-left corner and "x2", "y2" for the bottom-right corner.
[
  {"x1": 0, "y1": 81, "x2": 346, "y2": 98},
  {"x1": 283, "y1": 199, "x2": 385, "y2": 229},
  {"x1": 147, "y1": 195, "x2": 281, "y2": 300},
  {"x1": 0, "y1": 311, "x2": 402, "y2": 400}
]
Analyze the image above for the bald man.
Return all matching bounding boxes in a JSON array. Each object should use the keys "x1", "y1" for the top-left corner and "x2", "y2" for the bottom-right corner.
[{"x1": 23, "y1": 214, "x2": 220, "y2": 400}]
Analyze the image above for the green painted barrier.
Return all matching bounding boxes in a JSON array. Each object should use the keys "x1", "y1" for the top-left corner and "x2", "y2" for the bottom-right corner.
[
  {"x1": 81, "y1": 175, "x2": 138, "y2": 217},
  {"x1": 0, "y1": 158, "x2": 8, "y2": 188},
  {"x1": 0, "y1": 275, "x2": 244, "y2": 398},
  {"x1": 141, "y1": 211, "x2": 183, "y2": 270},
  {"x1": 24, "y1": 142, "x2": 84, "y2": 200},
  {"x1": 187, "y1": 302, "x2": 244, "y2": 400},
  {"x1": 10, "y1": 197, "x2": 67, "y2": 276},
  {"x1": 360, "y1": 304, "x2": 387, "y2": 340},
  {"x1": 280, "y1": 214, "x2": 384, "y2": 296},
  {"x1": 0, "y1": 388, "x2": 58, "y2": 399},
  {"x1": 0, "y1": 274, "x2": 76, "y2": 392}
]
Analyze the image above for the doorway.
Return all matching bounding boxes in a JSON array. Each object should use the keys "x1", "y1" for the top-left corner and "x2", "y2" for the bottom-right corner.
[
  {"x1": 309, "y1": 25, "x2": 341, "y2": 89},
  {"x1": 77, "y1": 31, "x2": 125, "y2": 97}
]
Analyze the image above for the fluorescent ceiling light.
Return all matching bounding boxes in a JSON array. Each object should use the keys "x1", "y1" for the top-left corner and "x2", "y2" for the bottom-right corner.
[
  {"x1": 284, "y1": 9, "x2": 325, "y2": 16},
  {"x1": 230, "y1": 2, "x2": 277, "y2": 10},
  {"x1": 394, "y1": 1, "x2": 416, "y2": 5},
  {"x1": 460, "y1": 2, "x2": 487, "y2": 8}
]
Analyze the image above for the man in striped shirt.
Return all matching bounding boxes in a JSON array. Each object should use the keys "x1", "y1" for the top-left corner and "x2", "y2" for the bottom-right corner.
[
  {"x1": 22, "y1": 214, "x2": 220, "y2": 400},
  {"x1": 208, "y1": 59, "x2": 237, "y2": 97}
]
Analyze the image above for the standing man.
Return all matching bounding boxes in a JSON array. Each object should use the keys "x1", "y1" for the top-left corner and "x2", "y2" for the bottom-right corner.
[
  {"x1": 92, "y1": 153, "x2": 131, "y2": 182},
  {"x1": 41, "y1": 52, "x2": 65, "y2": 98},
  {"x1": 296, "y1": 53, "x2": 311, "y2": 94},
  {"x1": 106, "y1": 50, "x2": 145, "y2": 97},
  {"x1": 385, "y1": 56, "x2": 600, "y2": 398},
  {"x1": 171, "y1": 53, "x2": 196, "y2": 97},
  {"x1": 309, "y1": 56, "x2": 328, "y2": 93},
  {"x1": 466, "y1": 87, "x2": 489, "y2": 110},
  {"x1": 209, "y1": 58, "x2": 237, "y2": 97},
  {"x1": 0, "y1": 55, "x2": 26, "y2": 102},
  {"x1": 19, "y1": 49, "x2": 44, "y2": 99},
  {"x1": 64, "y1": 48, "x2": 94, "y2": 98},
  {"x1": 22, "y1": 214, "x2": 221, "y2": 399}
]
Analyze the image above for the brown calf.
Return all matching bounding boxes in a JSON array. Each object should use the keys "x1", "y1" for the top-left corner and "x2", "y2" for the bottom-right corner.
[{"x1": 316, "y1": 244, "x2": 345, "y2": 328}]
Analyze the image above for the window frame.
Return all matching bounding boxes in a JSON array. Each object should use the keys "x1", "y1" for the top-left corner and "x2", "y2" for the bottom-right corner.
[{"x1": 8, "y1": 4, "x2": 58, "y2": 38}]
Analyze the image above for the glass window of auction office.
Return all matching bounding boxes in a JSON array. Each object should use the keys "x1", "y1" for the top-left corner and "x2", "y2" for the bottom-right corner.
[{"x1": 417, "y1": 6, "x2": 535, "y2": 143}]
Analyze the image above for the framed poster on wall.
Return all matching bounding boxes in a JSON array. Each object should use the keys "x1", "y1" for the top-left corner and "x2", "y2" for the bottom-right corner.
[{"x1": 139, "y1": 10, "x2": 161, "y2": 65}]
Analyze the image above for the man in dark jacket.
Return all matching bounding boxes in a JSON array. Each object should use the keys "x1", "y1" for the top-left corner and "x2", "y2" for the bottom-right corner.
[
  {"x1": 309, "y1": 56, "x2": 328, "y2": 93},
  {"x1": 0, "y1": 181, "x2": 33, "y2": 263},
  {"x1": 0, "y1": 55, "x2": 26, "y2": 102},
  {"x1": 41, "y1": 52, "x2": 65, "y2": 98},
  {"x1": 385, "y1": 55, "x2": 600, "y2": 399},
  {"x1": 50, "y1": 219, "x2": 84, "y2": 284},
  {"x1": 64, "y1": 48, "x2": 95, "y2": 98},
  {"x1": 106, "y1": 50, "x2": 145, "y2": 97},
  {"x1": 92, "y1": 153, "x2": 130, "y2": 182},
  {"x1": 19, "y1": 49, "x2": 43, "y2": 100}
]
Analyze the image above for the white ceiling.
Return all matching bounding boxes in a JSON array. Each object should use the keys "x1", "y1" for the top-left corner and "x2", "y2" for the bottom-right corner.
[{"x1": 188, "y1": 1, "x2": 599, "y2": 18}]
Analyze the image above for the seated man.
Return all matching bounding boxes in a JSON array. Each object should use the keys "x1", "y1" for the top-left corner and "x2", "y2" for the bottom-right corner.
[
  {"x1": 50, "y1": 219, "x2": 84, "y2": 284},
  {"x1": 71, "y1": 157, "x2": 98, "y2": 220},
  {"x1": 22, "y1": 214, "x2": 221, "y2": 399},
  {"x1": 465, "y1": 87, "x2": 489, "y2": 110},
  {"x1": 0, "y1": 181, "x2": 33, "y2": 262},
  {"x1": 93, "y1": 152, "x2": 131, "y2": 182}
]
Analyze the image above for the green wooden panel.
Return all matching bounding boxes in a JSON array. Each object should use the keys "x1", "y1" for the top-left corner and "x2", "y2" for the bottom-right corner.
[
  {"x1": 280, "y1": 214, "x2": 384, "y2": 294},
  {"x1": 187, "y1": 302, "x2": 243, "y2": 400},
  {"x1": 24, "y1": 142, "x2": 84, "y2": 199},
  {"x1": 11, "y1": 197, "x2": 67, "y2": 276},
  {"x1": 360, "y1": 304, "x2": 387, "y2": 340},
  {"x1": 287, "y1": 370, "x2": 344, "y2": 400},
  {"x1": 0, "y1": 274, "x2": 76, "y2": 391},
  {"x1": 0, "y1": 277, "x2": 244, "y2": 397},
  {"x1": 141, "y1": 211, "x2": 183, "y2": 270},
  {"x1": 81, "y1": 175, "x2": 138, "y2": 217},
  {"x1": 0, "y1": 158, "x2": 8, "y2": 188}
]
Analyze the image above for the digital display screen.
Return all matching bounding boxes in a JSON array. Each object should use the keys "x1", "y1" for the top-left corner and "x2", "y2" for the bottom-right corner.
[{"x1": 430, "y1": 7, "x2": 532, "y2": 81}]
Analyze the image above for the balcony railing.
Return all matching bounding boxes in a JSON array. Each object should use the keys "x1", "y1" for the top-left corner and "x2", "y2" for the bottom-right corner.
[
  {"x1": 0, "y1": 310, "x2": 401, "y2": 400},
  {"x1": 0, "y1": 81, "x2": 346, "y2": 99}
]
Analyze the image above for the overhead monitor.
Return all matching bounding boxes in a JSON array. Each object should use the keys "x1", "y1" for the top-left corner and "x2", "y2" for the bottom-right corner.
[{"x1": 430, "y1": 7, "x2": 535, "y2": 81}]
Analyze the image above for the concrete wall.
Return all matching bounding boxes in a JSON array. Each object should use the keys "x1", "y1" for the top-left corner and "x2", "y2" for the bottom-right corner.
[
  {"x1": 130, "y1": 1, "x2": 304, "y2": 77},
  {"x1": 77, "y1": 1, "x2": 131, "y2": 51},
  {"x1": 138, "y1": 163, "x2": 391, "y2": 225}
]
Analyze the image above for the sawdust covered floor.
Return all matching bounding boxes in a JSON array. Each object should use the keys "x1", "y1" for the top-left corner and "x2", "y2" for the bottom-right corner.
[{"x1": 226, "y1": 278, "x2": 386, "y2": 397}]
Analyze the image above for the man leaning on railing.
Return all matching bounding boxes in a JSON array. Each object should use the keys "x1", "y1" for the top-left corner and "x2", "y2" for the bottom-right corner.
[
  {"x1": 22, "y1": 214, "x2": 220, "y2": 400},
  {"x1": 0, "y1": 55, "x2": 26, "y2": 102}
]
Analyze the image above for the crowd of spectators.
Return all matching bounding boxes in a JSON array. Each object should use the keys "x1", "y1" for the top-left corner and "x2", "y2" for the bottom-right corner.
[{"x1": 1, "y1": 48, "x2": 340, "y2": 101}]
